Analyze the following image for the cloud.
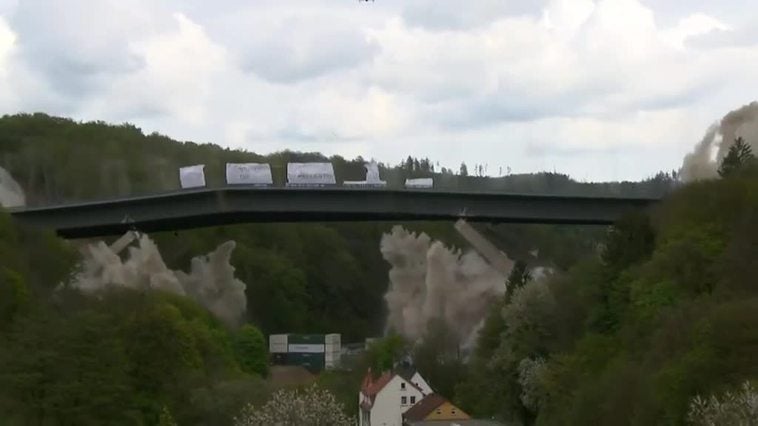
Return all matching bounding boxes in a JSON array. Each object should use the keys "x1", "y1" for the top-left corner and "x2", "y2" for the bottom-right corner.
[
  {"x1": 661, "y1": 13, "x2": 730, "y2": 48},
  {"x1": 0, "y1": 0, "x2": 757, "y2": 181},
  {"x1": 0, "y1": 16, "x2": 14, "y2": 107},
  {"x1": 239, "y1": 16, "x2": 378, "y2": 83},
  {"x1": 401, "y1": 0, "x2": 541, "y2": 30},
  {"x1": 8, "y1": 0, "x2": 160, "y2": 95},
  {"x1": 80, "y1": 13, "x2": 228, "y2": 125},
  {"x1": 370, "y1": 0, "x2": 721, "y2": 129}
]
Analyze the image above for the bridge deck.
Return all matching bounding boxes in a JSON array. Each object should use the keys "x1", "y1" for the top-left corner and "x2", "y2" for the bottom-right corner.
[{"x1": 9, "y1": 187, "x2": 660, "y2": 238}]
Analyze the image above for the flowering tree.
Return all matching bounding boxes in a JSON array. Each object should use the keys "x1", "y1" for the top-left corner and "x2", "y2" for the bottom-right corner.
[
  {"x1": 517, "y1": 357, "x2": 548, "y2": 412},
  {"x1": 688, "y1": 381, "x2": 758, "y2": 425},
  {"x1": 234, "y1": 385, "x2": 353, "y2": 426},
  {"x1": 157, "y1": 406, "x2": 178, "y2": 426}
]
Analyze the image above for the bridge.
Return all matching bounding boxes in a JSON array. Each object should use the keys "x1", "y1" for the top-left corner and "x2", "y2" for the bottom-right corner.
[{"x1": 9, "y1": 187, "x2": 661, "y2": 239}]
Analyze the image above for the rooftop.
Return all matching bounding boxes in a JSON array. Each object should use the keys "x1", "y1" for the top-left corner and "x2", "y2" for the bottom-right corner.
[{"x1": 403, "y1": 393, "x2": 448, "y2": 422}]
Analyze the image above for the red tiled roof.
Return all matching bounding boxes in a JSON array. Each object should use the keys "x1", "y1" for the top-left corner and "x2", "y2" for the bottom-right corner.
[
  {"x1": 402, "y1": 393, "x2": 448, "y2": 422},
  {"x1": 362, "y1": 371, "x2": 394, "y2": 397}
]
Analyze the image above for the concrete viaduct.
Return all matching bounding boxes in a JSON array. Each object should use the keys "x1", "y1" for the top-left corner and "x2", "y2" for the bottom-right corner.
[{"x1": 9, "y1": 187, "x2": 660, "y2": 239}]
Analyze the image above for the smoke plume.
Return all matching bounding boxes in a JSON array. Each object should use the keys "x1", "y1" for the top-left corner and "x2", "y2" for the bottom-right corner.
[
  {"x1": 681, "y1": 102, "x2": 758, "y2": 181},
  {"x1": 0, "y1": 166, "x2": 25, "y2": 208},
  {"x1": 381, "y1": 226, "x2": 506, "y2": 348},
  {"x1": 71, "y1": 233, "x2": 247, "y2": 327}
]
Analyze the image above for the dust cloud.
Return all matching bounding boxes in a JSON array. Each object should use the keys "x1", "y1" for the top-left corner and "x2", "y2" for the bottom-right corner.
[
  {"x1": 71, "y1": 233, "x2": 247, "y2": 327},
  {"x1": 0, "y1": 166, "x2": 25, "y2": 208},
  {"x1": 381, "y1": 226, "x2": 506, "y2": 348},
  {"x1": 680, "y1": 102, "x2": 758, "y2": 181}
]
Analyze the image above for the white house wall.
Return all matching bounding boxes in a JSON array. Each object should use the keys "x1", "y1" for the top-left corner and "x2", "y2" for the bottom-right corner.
[{"x1": 369, "y1": 375, "x2": 425, "y2": 426}]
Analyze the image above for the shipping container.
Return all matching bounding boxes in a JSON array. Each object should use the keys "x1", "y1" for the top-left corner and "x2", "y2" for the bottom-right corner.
[
  {"x1": 288, "y1": 334, "x2": 326, "y2": 345},
  {"x1": 269, "y1": 343, "x2": 288, "y2": 354},
  {"x1": 269, "y1": 334, "x2": 289, "y2": 344},
  {"x1": 286, "y1": 352, "x2": 325, "y2": 373},
  {"x1": 269, "y1": 334, "x2": 289, "y2": 353},
  {"x1": 271, "y1": 353, "x2": 287, "y2": 365},
  {"x1": 288, "y1": 343, "x2": 325, "y2": 353}
]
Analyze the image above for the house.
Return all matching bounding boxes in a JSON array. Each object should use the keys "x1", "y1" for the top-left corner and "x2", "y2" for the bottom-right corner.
[
  {"x1": 402, "y1": 393, "x2": 470, "y2": 425},
  {"x1": 359, "y1": 368, "x2": 432, "y2": 426}
]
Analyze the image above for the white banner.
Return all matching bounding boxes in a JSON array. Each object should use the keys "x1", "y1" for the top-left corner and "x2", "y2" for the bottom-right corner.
[
  {"x1": 226, "y1": 163, "x2": 273, "y2": 185},
  {"x1": 179, "y1": 164, "x2": 206, "y2": 189},
  {"x1": 405, "y1": 178, "x2": 433, "y2": 188},
  {"x1": 287, "y1": 163, "x2": 336, "y2": 186},
  {"x1": 343, "y1": 161, "x2": 386, "y2": 187},
  {"x1": 288, "y1": 344, "x2": 326, "y2": 353}
]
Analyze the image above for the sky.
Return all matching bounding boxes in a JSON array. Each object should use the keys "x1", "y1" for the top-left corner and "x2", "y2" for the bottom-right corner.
[{"x1": 0, "y1": 0, "x2": 757, "y2": 181}]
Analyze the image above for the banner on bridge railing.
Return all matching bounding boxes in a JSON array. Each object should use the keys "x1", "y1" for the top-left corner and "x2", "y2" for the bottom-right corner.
[
  {"x1": 344, "y1": 161, "x2": 387, "y2": 187},
  {"x1": 179, "y1": 164, "x2": 206, "y2": 189},
  {"x1": 226, "y1": 163, "x2": 273, "y2": 185},
  {"x1": 287, "y1": 162, "x2": 336, "y2": 186},
  {"x1": 405, "y1": 178, "x2": 433, "y2": 189}
]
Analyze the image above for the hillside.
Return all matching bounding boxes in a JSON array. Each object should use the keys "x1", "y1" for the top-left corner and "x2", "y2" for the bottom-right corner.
[
  {"x1": 0, "y1": 113, "x2": 674, "y2": 205},
  {"x1": 4, "y1": 113, "x2": 739, "y2": 425},
  {"x1": 455, "y1": 175, "x2": 758, "y2": 425},
  {"x1": 0, "y1": 113, "x2": 671, "y2": 340}
]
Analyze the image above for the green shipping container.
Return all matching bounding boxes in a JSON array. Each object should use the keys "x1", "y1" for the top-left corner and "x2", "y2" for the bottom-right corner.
[
  {"x1": 286, "y1": 352, "x2": 325, "y2": 373},
  {"x1": 287, "y1": 334, "x2": 326, "y2": 345}
]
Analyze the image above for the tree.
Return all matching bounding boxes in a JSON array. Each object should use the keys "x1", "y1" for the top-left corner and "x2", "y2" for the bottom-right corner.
[
  {"x1": 158, "y1": 406, "x2": 179, "y2": 426},
  {"x1": 413, "y1": 319, "x2": 465, "y2": 399},
  {"x1": 233, "y1": 324, "x2": 268, "y2": 376},
  {"x1": 688, "y1": 381, "x2": 758, "y2": 425},
  {"x1": 366, "y1": 334, "x2": 407, "y2": 372},
  {"x1": 459, "y1": 162, "x2": 469, "y2": 176},
  {"x1": 601, "y1": 213, "x2": 655, "y2": 272},
  {"x1": 505, "y1": 261, "x2": 531, "y2": 303},
  {"x1": 0, "y1": 310, "x2": 139, "y2": 424},
  {"x1": 234, "y1": 385, "x2": 352, "y2": 426},
  {"x1": 474, "y1": 295, "x2": 507, "y2": 360},
  {"x1": 718, "y1": 137, "x2": 755, "y2": 177}
]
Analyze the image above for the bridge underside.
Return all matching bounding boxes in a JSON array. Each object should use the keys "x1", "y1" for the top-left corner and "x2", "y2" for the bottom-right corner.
[{"x1": 10, "y1": 187, "x2": 659, "y2": 239}]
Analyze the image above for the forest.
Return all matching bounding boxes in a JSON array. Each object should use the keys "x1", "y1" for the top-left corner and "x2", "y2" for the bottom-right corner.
[{"x1": 0, "y1": 113, "x2": 755, "y2": 425}]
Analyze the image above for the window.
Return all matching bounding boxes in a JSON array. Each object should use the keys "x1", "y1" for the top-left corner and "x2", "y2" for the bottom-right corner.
[
  {"x1": 401, "y1": 382, "x2": 406, "y2": 390},
  {"x1": 401, "y1": 396, "x2": 407, "y2": 405},
  {"x1": 410, "y1": 396, "x2": 416, "y2": 404},
  {"x1": 436, "y1": 409, "x2": 442, "y2": 415}
]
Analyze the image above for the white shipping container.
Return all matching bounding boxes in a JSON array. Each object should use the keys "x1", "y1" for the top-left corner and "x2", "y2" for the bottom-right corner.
[
  {"x1": 286, "y1": 163, "x2": 336, "y2": 186},
  {"x1": 226, "y1": 163, "x2": 273, "y2": 185},
  {"x1": 269, "y1": 343, "x2": 288, "y2": 354},
  {"x1": 269, "y1": 334, "x2": 289, "y2": 344},
  {"x1": 325, "y1": 352, "x2": 341, "y2": 361},
  {"x1": 179, "y1": 165, "x2": 206, "y2": 189},
  {"x1": 365, "y1": 337, "x2": 378, "y2": 350}
]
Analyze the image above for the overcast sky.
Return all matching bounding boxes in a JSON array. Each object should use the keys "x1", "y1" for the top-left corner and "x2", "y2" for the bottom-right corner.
[{"x1": 1, "y1": 0, "x2": 757, "y2": 181}]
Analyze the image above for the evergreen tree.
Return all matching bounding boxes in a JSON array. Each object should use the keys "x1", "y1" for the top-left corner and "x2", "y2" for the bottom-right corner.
[{"x1": 718, "y1": 137, "x2": 755, "y2": 177}]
